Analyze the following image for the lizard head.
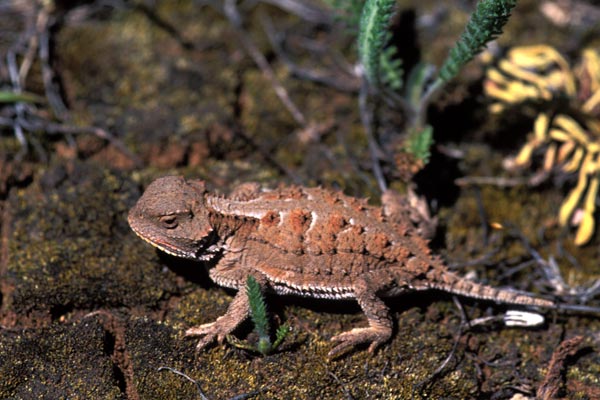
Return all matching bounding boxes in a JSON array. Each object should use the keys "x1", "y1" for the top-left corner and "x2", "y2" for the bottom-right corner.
[{"x1": 128, "y1": 176, "x2": 216, "y2": 260}]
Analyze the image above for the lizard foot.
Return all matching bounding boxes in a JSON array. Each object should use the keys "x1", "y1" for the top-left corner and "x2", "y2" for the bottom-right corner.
[
  {"x1": 185, "y1": 318, "x2": 234, "y2": 352},
  {"x1": 328, "y1": 327, "x2": 391, "y2": 359}
]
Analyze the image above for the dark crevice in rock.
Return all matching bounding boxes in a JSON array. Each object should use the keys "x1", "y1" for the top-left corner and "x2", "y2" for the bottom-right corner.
[
  {"x1": 91, "y1": 311, "x2": 139, "y2": 400},
  {"x1": 103, "y1": 328, "x2": 128, "y2": 395},
  {"x1": 112, "y1": 363, "x2": 128, "y2": 397},
  {"x1": 50, "y1": 303, "x2": 74, "y2": 322},
  {"x1": 0, "y1": 201, "x2": 13, "y2": 325}
]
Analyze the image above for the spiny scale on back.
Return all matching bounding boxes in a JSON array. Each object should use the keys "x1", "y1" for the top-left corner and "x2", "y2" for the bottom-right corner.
[{"x1": 128, "y1": 176, "x2": 554, "y2": 357}]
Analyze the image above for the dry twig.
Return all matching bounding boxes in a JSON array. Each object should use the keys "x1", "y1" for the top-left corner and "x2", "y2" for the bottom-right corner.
[
  {"x1": 223, "y1": 0, "x2": 307, "y2": 127},
  {"x1": 536, "y1": 335, "x2": 585, "y2": 400},
  {"x1": 260, "y1": 13, "x2": 359, "y2": 92},
  {"x1": 2, "y1": 1, "x2": 140, "y2": 165}
]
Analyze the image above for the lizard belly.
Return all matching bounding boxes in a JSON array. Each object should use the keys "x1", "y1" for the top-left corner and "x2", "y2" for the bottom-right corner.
[
  {"x1": 268, "y1": 276, "x2": 356, "y2": 299},
  {"x1": 245, "y1": 246, "x2": 358, "y2": 299}
]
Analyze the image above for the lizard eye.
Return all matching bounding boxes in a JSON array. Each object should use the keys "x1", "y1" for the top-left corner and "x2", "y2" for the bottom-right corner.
[{"x1": 160, "y1": 215, "x2": 179, "y2": 229}]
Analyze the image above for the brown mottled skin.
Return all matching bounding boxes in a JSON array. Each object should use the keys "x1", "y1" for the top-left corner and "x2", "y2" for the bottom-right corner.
[{"x1": 128, "y1": 176, "x2": 554, "y2": 357}]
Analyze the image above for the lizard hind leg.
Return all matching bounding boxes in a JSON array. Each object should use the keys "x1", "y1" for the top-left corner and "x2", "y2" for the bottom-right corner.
[{"x1": 328, "y1": 279, "x2": 393, "y2": 359}]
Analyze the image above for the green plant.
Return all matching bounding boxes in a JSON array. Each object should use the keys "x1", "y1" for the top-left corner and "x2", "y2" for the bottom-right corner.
[
  {"x1": 0, "y1": 91, "x2": 44, "y2": 103},
  {"x1": 349, "y1": 0, "x2": 518, "y2": 175},
  {"x1": 438, "y1": 0, "x2": 517, "y2": 83},
  {"x1": 404, "y1": 125, "x2": 433, "y2": 165},
  {"x1": 227, "y1": 276, "x2": 290, "y2": 355},
  {"x1": 358, "y1": 0, "x2": 401, "y2": 89}
]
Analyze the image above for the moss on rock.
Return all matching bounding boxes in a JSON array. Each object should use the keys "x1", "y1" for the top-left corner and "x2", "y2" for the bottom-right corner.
[
  {"x1": 0, "y1": 318, "x2": 122, "y2": 399},
  {"x1": 5, "y1": 161, "x2": 178, "y2": 317}
]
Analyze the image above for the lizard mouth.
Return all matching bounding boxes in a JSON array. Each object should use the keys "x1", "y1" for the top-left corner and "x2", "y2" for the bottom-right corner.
[
  {"x1": 146, "y1": 236, "x2": 197, "y2": 259},
  {"x1": 129, "y1": 225, "x2": 197, "y2": 259},
  {"x1": 128, "y1": 217, "x2": 220, "y2": 261}
]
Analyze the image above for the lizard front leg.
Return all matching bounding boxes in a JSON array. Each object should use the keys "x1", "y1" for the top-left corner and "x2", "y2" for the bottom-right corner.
[
  {"x1": 186, "y1": 268, "x2": 267, "y2": 352},
  {"x1": 328, "y1": 279, "x2": 393, "y2": 358},
  {"x1": 185, "y1": 288, "x2": 251, "y2": 351}
]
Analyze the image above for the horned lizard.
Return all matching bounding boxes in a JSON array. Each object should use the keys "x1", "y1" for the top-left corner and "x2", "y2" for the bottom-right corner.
[{"x1": 128, "y1": 176, "x2": 554, "y2": 357}]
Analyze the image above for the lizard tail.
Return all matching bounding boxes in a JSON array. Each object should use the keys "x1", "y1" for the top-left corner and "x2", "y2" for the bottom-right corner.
[{"x1": 425, "y1": 269, "x2": 554, "y2": 308}]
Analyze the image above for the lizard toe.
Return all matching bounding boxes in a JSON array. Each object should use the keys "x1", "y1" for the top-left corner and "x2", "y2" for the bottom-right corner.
[
  {"x1": 185, "y1": 322, "x2": 215, "y2": 337},
  {"x1": 328, "y1": 340, "x2": 355, "y2": 359},
  {"x1": 186, "y1": 323, "x2": 220, "y2": 352},
  {"x1": 186, "y1": 317, "x2": 240, "y2": 353},
  {"x1": 195, "y1": 335, "x2": 217, "y2": 353},
  {"x1": 328, "y1": 327, "x2": 391, "y2": 358}
]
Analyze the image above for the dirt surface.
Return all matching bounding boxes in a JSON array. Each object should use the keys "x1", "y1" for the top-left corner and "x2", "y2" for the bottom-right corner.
[{"x1": 1, "y1": 0, "x2": 600, "y2": 399}]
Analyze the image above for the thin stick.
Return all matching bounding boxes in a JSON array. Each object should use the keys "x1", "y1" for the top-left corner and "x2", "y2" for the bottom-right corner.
[
  {"x1": 38, "y1": 11, "x2": 69, "y2": 120},
  {"x1": 157, "y1": 367, "x2": 210, "y2": 400},
  {"x1": 413, "y1": 296, "x2": 467, "y2": 393},
  {"x1": 447, "y1": 248, "x2": 499, "y2": 270},
  {"x1": 17, "y1": 118, "x2": 143, "y2": 166},
  {"x1": 18, "y1": 14, "x2": 39, "y2": 86},
  {"x1": 359, "y1": 79, "x2": 387, "y2": 192},
  {"x1": 455, "y1": 169, "x2": 551, "y2": 188},
  {"x1": 455, "y1": 175, "x2": 530, "y2": 187},
  {"x1": 261, "y1": 0, "x2": 331, "y2": 24},
  {"x1": 224, "y1": 0, "x2": 307, "y2": 126},
  {"x1": 414, "y1": 77, "x2": 443, "y2": 128},
  {"x1": 6, "y1": 49, "x2": 28, "y2": 149},
  {"x1": 260, "y1": 13, "x2": 359, "y2": 93},
  {"x1": 232, "y1": 126, "x2": 303, "y2": 185},
  {"x1": 327, "y1": 370, "x2": 355, "y2": 400}
]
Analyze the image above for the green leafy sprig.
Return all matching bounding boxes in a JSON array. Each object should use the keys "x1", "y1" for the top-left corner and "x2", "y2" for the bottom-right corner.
[
  {"x1": 379, "y1": 33, "x2": 404, "y2": 91},
  {"x1": 358, "y1": 0, "x2": 399, "y2": 88},
  {"x1": 246, "y1": 275, "x2": 270, "y2": 353},
  {"x1": 228, "y1": 276, "x2": 289, "y2": 355},
  {"x1": 0, "y1": 91, "x2": 44, "y2": 103},
  {"x1": 404, "y1": 125, "x2": 433, "y2": 165},
  {"x1": 438, "y1": 0, "x2": 517, "y2": 83},
  {"x1": 330, "y1": 0, "x2": 518, "y2": 170}
]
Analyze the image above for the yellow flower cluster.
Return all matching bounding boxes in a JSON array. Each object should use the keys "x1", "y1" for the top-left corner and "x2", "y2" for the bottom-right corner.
[{"x1": 484, "y1": 45, "x2": 600, "y2": 245}]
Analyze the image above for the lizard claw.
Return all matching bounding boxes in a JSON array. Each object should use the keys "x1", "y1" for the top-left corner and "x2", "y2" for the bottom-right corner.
[
  {"x1": 185, "y1": 318, "x2": 238, "y2": 352},
  {"x1": 185, "y1": 321, "x2": 216, "y2": 337},
  {"x1": 186, "y1": 322, "x2": 221, "y2": 352},
  {"x1": 328, "y1": 327, "x2": 391, "y2": 359}
]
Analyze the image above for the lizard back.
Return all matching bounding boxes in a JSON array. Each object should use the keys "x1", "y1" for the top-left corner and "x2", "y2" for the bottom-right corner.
[
  {"x1": 207, "y1": 186, "x2": 445, "y2": 296},
  {"x1": 208, "y1": 185, "x2": 553, "y2": 308}
]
